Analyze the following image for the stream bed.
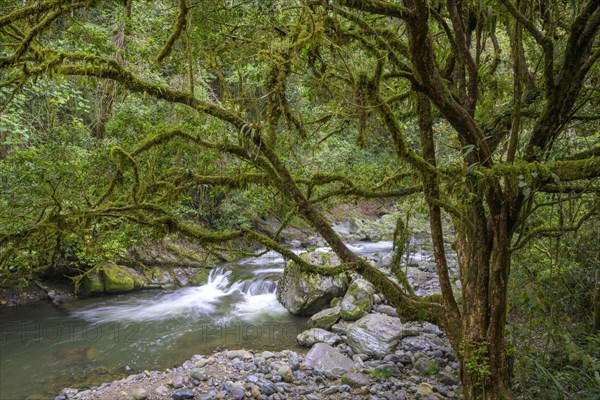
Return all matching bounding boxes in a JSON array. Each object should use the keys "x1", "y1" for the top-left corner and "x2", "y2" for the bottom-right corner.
[{"x1": 1, "y1": 242, "x2": 399, "y2": 399}]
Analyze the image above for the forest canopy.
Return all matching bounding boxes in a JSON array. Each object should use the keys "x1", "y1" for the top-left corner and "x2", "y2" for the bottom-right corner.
[{"x1": 1, "y1": 1, "x2": 599, "y2": 399}]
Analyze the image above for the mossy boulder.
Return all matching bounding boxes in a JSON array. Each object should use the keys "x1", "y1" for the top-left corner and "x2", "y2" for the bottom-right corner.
[
  {"x1": 276, "y1": 258, "x2": 348, "y2": 316},
  {"x1": 189, "y1": 269, "x2": 209, "y2": 286},
  {"x1": 102, "y1": 264, "x2": 136, "y2": 293},
  {"x1": 308, "y1": 306, "x2": 341, "y2": 329},
  {"x1": 82, "y1": 271, "x2": 105, "y2": 295},
  {"x1": 340, "y1": 279, "x2": 375, "y2": 321}
]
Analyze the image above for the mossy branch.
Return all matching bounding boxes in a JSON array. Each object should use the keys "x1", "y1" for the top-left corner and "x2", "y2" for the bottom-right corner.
[
  {"x1": 0, "y1": 0, "x2": 97, "y2": 30},
  {"x1": 156, "y1": 0, "x2": 189, "y2": 65}
]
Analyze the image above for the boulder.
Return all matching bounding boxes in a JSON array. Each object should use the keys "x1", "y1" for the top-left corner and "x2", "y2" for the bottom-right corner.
[
  {"x1": 81, "y1": 271, "x2": 104, "y2": 295},
  {"x1": 340, "y1": 279, "x2": 375, "y2": 321},
  {"x1": 304, "y1": 343, "x2": 355, "y2": 374},
  {"x1": 297, "y1": 328, "x2": 342, "y2": 347},
  {"x1": 102, "y1": 264, "x2": 136, "y2": 293},
  {"x1": 277, "y1": 258, "x2": 348, "y2": 316},
  {"x1": 307, "y1": 306, "x2": 340, "y2": 329},
  {"x1": 347, "y1": 313, "x2": 404, "y2": 358}
]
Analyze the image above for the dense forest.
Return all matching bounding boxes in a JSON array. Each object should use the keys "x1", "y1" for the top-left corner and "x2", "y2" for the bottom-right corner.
[{"x1": 1, "y1": 1, "x2": 599, "y2": 399}]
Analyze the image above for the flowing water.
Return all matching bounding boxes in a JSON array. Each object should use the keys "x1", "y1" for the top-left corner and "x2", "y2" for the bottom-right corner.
[{"x1": 0, "y1": 242, "x2": 399, "y2": 399}]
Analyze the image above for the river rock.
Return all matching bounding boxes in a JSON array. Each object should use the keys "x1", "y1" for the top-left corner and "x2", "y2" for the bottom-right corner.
[
  {"x1": 230, "y1": 388, "x2": 245, "y2": 399},
  {"x1": 172, "y1": 389, "x2": 195, "y2": 400},
  {"x1": 171, "y1": 374, "x2": 185, "y2": 388},
  {"x1": 132, "y1": 388, "x2": 148, "y2": 400},
  {"x1": 347, "y1": 313, "x2": 404, "y2": 357},
  {"x1": 304, "y1": 343, "x2": 355, "y2": 374},
  {"x1": 341, "y1": 372, "x2": 369, "y2": 388},
  {"x1": 340, "y1": 279, "x2": 375, "y2": 321},
  {"x1": 277, "y1": 365, "x2": 294, "y2": 382},
  {"x1": 375, "y1": 304, "x2": 399, "y2": 318},
  {"x1": 276, "y1": 258, "x2": 348, "y2": 315},
  {"x1": 297, "y1": 328, "x2": 342, "y2": 347},
  {"x1": 190, "y1": 368, "x2": 207, "y2": 381},
  {"x1": 307, "y1": 306, "x2": 340, "y2": 329}
]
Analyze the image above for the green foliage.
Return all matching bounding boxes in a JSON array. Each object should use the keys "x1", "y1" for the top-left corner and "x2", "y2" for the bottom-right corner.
[
  {"x1": 510, "y1": 209, "x2": 600, "y2": 399},
  {"x1": 367, "y1": 368, "x2": 392, "y2": 380}
]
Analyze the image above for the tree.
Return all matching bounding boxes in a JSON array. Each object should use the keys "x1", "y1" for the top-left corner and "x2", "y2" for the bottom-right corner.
[{"x1": 1, "y1": 1, "x2": 599, "y2": 399}]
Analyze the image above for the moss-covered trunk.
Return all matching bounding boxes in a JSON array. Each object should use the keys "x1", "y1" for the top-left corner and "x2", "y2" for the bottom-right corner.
[{"x1": 455, "y1": 198, "x2": 513, "y2": 400}]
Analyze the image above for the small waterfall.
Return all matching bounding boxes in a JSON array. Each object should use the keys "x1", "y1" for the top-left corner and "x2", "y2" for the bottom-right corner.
[{"x1": 72, "y1": 267, "x2": 238, "y2": 323}]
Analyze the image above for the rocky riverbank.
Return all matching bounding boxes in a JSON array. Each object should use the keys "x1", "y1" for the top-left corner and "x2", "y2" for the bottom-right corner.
[{"x1": 55, "y1": 322, "x2": 459, "y2": 400}]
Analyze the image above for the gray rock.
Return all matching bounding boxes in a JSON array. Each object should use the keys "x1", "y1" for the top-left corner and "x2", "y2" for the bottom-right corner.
[
  {"x1": 230, "y1": 388, "x2": 245, "y2": 400},
  {"x1": 260, "y1": 382, "x2": 276, "y2": 395},
  {"x1": 277, "y1": 365, "x2": 293, "y2": 383},
  {"x1": 288, "y1": 351, "x2": 300, "y2": 370},
  {"x1": 416, "y1": 382, "x2": 434, "y2": 396},
  {"x1": 296, "y1": 328, "x2": 342, "y2": 347},
  {"x1": 172, "y1": 389, "x2": 195, "y2": 400},
  {"x1": 190, "y1": 368, "x2": 207, "y2": 381},
  {"x1": 375, "y1": 304, "x2": 399, "y2": 318},
  {"x1": 171, "y1": 374, "x2": 185, "y2": 388},
  {"x1": 276, "y1": 257, "x2": 348, "y2": 315},
  {"x1": 304, "y1": 343, "x2": 355, "y2": 374},
  {"x1": 347, "y1": 314, "x2": 404, "y2": 358},
  {"x1": 307, "y1": 306, "x2": 340, "y2": 329},
  {"x1": 341, "y1": 372, "x2": 369, "y2": 387},
  {"x1": 132, "y1": 388, "x2": 148, "y2": 400},
  {"x1": 340, "y1": 279, "x2": 375, "y2": 321}
]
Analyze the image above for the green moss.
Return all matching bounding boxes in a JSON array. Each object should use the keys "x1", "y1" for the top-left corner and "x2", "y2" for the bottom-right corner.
[
  {"x1": 82, "y1": 270, "x2": 105, "y2": 295},
  {"x1": 190, "y1": 269, "x2": 209, "y2": 286},
  {"x1": 102, "y1": 264, "x2": 135, "y2": 293},
  {"x1": 368, "y1": 368, "x2": 392, "y2": 380}
]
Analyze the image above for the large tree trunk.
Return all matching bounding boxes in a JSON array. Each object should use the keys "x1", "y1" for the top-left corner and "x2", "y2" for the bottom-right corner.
[{"x1": 457, "y1": 201, "x2": 513, "y2": 400}]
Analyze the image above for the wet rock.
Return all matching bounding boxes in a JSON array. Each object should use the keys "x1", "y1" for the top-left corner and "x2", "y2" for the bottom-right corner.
[
  {"x1": 341, "y1": 372, "x2": 369, "y2": 388},
  {"x1": 307, "y1": 306, "x2": 340, "y2": 329},
  {"x1": 347, "y1": 314, "x2": 404, "y2": 358},
  {"x1": 172, "y1": 388, "x2": 195, "y2": 400},
  {"x1": 276, "y1": 257, "x2": 348, "y2": 315},
  {"x1": 340, "y1": 279, "x2": 375, "y2": 321},
  {"x1": 297, "y1": 328, "x2": 342, "y2": 347},
  {"x1": 304, "y1": 343, "x2": 355, "y2": 374}
]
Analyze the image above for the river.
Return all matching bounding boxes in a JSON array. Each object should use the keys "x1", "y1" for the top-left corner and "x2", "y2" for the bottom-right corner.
[{"x1": 0, "y1": 242, "x2": 397, "y2": 399}]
